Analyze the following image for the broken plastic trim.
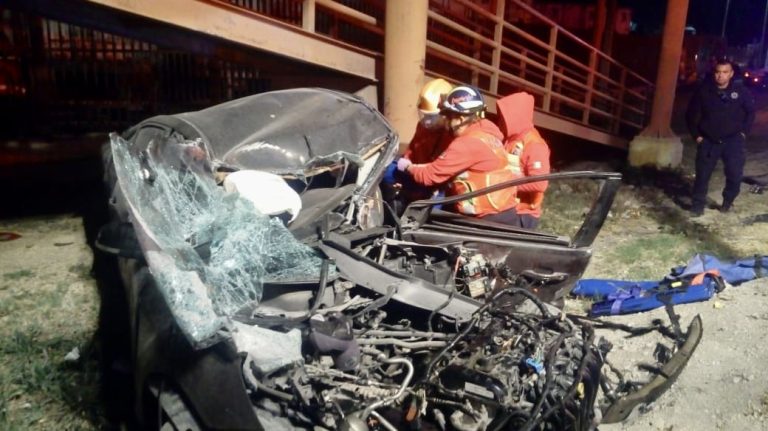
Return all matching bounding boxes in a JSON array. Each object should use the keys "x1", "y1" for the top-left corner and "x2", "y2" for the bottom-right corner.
[{"x1": 600, "y1": 314, "x2": 704, "y2": 423}]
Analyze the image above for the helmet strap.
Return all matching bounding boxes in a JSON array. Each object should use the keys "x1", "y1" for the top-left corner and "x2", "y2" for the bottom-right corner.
[{"x1": 450, "y1": 115, "x2": 479, "y2": 134}]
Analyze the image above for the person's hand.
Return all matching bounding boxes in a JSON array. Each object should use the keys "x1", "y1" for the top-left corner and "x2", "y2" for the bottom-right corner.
[
  {"x1": 695, "y1": 136, "x2": 703, "y2": 144},
  {"x1": 396, "y1": 157, "x2": 412, "y2": 172}
]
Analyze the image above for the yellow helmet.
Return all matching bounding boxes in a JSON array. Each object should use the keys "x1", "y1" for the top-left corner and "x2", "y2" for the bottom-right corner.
[{"x1": 418, "y1": 78, "x2": 453, "y2": 115}]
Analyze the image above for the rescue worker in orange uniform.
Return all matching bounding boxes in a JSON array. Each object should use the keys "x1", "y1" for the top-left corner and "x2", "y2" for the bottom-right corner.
[
  {"x1": 396, "y1": 85, "x2": 520, "y2": 219},
  {"x1": 403, "y1": 78, "x2": 454, "y2": 164},
  {"x1": 382, "y1": 79, "x2": 454, "y2": 213},
  {"x1": 495, "y1": 92, "x2": 551, "y2": 229}
]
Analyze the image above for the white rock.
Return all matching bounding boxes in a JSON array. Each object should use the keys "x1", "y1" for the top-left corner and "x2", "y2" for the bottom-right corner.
[{"x1": 64, "y1": 346, "x2": 80, "y2": 362}]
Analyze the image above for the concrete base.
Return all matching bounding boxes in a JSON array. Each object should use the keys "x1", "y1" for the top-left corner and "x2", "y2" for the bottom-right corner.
[{"x1": 628, "y1": 135, "x2": 683, "y2": 168}]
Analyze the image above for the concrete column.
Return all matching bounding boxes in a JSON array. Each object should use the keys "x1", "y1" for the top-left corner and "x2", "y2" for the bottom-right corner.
[
  {"x1": 384, "y1": 0, "x2": 428, "y2": 152},
  {"x1": 592, "y1": 0, "x2": 607, "y2": 50},
  {"x1": 602, "y1": 0, "x2": 618, "y2": 55},
  {"x1": 628, "y1": 0, "x2": 690, "y2": 168}
]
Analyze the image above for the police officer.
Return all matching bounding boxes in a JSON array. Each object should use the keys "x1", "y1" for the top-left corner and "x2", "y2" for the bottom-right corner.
[{"x1": 686, "y1": 58, "x2": 755, "y2": 217}]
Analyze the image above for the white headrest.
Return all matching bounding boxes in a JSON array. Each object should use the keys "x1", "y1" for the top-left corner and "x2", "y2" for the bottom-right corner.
[{"x1": 223, "y1": 170, "x2": 302, "y2": 222}]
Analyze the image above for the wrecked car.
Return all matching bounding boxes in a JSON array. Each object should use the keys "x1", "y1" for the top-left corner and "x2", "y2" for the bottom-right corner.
[{"x1": 97, "y1": 88, "x2": 700, "y2": 430}]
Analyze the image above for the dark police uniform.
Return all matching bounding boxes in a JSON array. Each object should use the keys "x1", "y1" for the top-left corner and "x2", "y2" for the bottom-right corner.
[{"x1": 686, "y1": 79, "x2": 755, "y2": 213}]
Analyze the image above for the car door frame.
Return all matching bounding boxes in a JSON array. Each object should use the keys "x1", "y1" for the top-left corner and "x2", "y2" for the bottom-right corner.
[{"x1": 399, "y1": 171, "x2": 622, "y2": 302}]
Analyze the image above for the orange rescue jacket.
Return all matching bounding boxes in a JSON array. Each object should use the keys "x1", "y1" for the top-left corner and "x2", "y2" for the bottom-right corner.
[
  {"x1": 450, "y1": 131, "x2": 520, "y2": 216},
  {"x1": 505, "y1": 129, "x2": 548, "y2": 212},
  {"x1": 497, "y1": 92, "x2": 551, "y2": 217}
]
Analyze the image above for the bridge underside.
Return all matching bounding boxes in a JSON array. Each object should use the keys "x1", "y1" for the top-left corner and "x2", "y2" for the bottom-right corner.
[
  {"x1": 7, "y1": 0, "x2": 376, "y2": 85},
  {"x1": 2, "y1": 0, "x2": 632, "y2": 149}
]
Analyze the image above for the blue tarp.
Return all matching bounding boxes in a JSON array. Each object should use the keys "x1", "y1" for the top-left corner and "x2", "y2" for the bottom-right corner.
[
  {"x1": 573, "y1": 253, "x2": 766, "y2": 316},
  {"x1": 575, "y1": 275, "x2": 721, "y2": 316},
  {"x1": 671, "y1": 253, "x2": 766, "y2": 286}
]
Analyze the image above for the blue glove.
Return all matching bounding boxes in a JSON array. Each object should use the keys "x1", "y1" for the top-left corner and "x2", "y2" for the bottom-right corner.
[
  {"x1": 396, "y1": 157, "x2": 412, "y2": 172},
  {"x1": 383, "y1": 161, "x2": 399, "y2": 186}
]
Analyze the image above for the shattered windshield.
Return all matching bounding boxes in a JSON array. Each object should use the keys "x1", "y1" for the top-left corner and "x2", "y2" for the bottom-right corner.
[{"x1": 109, "y1": 133, "x2": 327, "y2": 347}]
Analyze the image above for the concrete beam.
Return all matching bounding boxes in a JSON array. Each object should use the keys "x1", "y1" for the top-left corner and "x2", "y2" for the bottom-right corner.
[
  {"x1": 532, "y1": 111, "x2": 628, "y2": 149},
  {"x1": 80, "y1": 0, "x2": 378, "y2": 81},
  {"x1": 630, "y1": 0, "x2": 689, "y2": 168}
]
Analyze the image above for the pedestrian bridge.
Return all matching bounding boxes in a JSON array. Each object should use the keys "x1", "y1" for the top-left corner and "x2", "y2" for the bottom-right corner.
[{"x1": 5, "y1": 0, "x2": 652, "y2": 148}]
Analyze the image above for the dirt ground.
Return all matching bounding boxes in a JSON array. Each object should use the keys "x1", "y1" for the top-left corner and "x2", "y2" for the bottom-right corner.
[
  {"x1": 3, "y1": 92, "x2": 768, "y2": 430},
  {"x1": 582, "y1": 91, "x2": 768, "y2": 431},
  {"x1": 596, "y1": 279, "x2": 768, "y2": 431}
]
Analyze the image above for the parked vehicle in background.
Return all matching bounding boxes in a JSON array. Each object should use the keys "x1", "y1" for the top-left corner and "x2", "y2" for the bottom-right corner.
[{"x1": 743, "y1": 68, "x2": 767, "y2": 90}]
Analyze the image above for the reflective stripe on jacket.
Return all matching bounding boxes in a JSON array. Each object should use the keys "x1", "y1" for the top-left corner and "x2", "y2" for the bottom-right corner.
[
  {"x1": 504, "y1": 129, "x2": 548, "y2": 213},
  {"x1": 450, "y1": 131, "x2": 520, "y2": 216}
]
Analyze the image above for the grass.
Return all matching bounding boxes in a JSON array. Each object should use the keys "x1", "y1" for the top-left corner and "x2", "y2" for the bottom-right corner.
[
  {"x1": 539, "y1": 178, "x2": 602, "y2": 237},
  {"x1": 0, "y1": 221, "x2": 102, "y2": 430},
  {"x1": 3, "y1": 270, "x2": 35, "y2": 281},
  {"x1": 602, "y1": 184, "x2": 763, "y2": 279},
  {"x1": 541, "y1": 176, "x2": 707, "y2": 279},
  {"x1": 600, "y1": 233, "x2": 697, "y2": 280},
  {"x1": 67, "y1": 264, "x2": 91, "y2": 278},
  {"x1": 591, "y1": 223, "x2": 744, "y2": 281},
  {"x1": 539, "y1": 162, "x2": 768, "y2": 282},
  {"x1": 0, "y1": 328, "x2": 103, "y2": 430}
]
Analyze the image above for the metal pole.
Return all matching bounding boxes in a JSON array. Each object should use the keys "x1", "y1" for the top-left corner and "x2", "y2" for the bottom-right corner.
[
  {"x1": 721, "y1": 0, "x2": 731, "y2": 39},
  {"x1": 761, "y1": 0, "x2": 768, "y2": 68}
]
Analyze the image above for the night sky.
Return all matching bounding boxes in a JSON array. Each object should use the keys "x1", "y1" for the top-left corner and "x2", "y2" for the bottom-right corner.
[
  {"x1": 546, "y1": 0, "x2": 768, "y2": 46},
  {"x1": 683, "y1": 0, "x2": 765, "y2": 45}
]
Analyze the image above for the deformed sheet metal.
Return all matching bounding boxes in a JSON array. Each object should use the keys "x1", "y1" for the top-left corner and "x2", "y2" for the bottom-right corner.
[{"x1": 319, "y1": 239, "x2": 482, "y2": 322}]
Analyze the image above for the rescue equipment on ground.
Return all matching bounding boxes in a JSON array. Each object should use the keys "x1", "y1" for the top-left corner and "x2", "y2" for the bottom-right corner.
[
  {"x1": 672, "y1": 253, "x2": 767, "y2": 285},
  {"x1": 574, "y1": 271, "x2": 724, "y2": 316},
  {"x1": 572, "y1": 253, "x2": 768, "y2": 316}
]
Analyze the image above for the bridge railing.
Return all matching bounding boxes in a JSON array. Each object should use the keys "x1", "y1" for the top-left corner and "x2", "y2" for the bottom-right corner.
[
  {"x1": 167, "y1": 1, "x2": 655, "y2": 137},
  {"x1": 425, "y1": 0, "x2": 653, "y2": 137},
  {"x1": 218, "y1": 0, "x2": 384, "y2": 52},
  {"x1": 3, "y1": 0, "x2": 653, "y2": 138}
]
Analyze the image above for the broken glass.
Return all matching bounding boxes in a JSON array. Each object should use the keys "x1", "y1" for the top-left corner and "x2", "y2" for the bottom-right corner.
[{"x1": 109, "y1": 133, "x2": 326, "y2": 348}]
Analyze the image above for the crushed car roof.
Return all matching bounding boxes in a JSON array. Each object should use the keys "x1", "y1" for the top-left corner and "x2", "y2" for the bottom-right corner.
[{"x1": 145, "y1": 88, "x2": 397, "y2": 176}]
